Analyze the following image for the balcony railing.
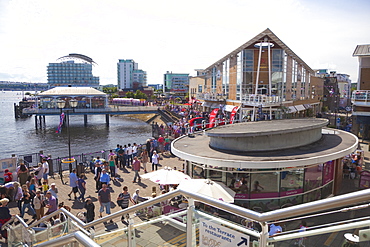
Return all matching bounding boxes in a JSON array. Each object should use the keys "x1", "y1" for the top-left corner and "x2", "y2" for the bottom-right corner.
[
  {"x1": 352, "y1": 90, "x2": 370, "y2": 103},
  {"x1": 241, "y1": 94, "x2": 282, "y2": 106},
  {"x1": 197, "y1": 93, "x2": 228, "y2": 101}
]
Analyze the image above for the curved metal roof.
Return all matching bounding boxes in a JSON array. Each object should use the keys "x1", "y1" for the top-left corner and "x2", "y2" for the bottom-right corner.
[
  {"x1": 38, "y1": 87, "x2": 106, "y2": 96},
  {"x1": 57, "y1": 53, "x2": 97, "y2": 65}
]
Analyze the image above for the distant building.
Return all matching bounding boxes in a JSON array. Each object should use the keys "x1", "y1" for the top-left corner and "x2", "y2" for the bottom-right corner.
[
  {"x1": 164, "y1": 72, "x2": 189, "y2": 98},
  {"x1": 47, "y1": 54, "x2": 100, "y2": 87},
  {"x1": 117, "y1": 59, "x2": 147, "y2": 90},
  {"x1": 147, "y1": 84, "x2": 163, "y2": 90},
  {"x1": 199, "y1": 28, "x2": 321, "y2": 120},
  {"x1": 352, "y1": 44, "x2": 370, "y2": 139},
  {"x1": 189, "y1": 71, "x2": 205, "y2": 100},
  {"x1": 315, "y1": 69, "x2": 351, "y2": 110}
]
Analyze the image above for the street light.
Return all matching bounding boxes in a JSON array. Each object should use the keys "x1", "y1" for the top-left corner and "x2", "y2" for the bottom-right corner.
[{"x1": 57, "y1": 99, "x2": 78, "y2": 173}]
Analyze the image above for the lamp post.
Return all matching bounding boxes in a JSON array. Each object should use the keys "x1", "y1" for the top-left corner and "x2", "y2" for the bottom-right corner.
[{"x1": 57, "y1": 99, "x2": 78, "y2": 173}]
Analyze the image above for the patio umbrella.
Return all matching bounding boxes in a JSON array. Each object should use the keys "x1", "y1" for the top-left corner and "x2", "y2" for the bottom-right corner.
[
  {"x1": 141, "y1": 166, "x2": 191, "y2": 184},
  {"x1": 178, "y1": 179, "x2": 236, "y2": 203}
]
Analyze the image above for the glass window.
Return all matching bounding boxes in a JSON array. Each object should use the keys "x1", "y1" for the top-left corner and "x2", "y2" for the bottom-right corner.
[
  {"x1": 321, "y1": 182, "x2": 333, "y2": 198},
  {"x1": 227, "y1": 172, "x2": 250, "y2": 198},
  {"x1": 304, "y1": 165, "x2": 323, "y2": 191},
  {"x1": 250, "y1": 172, "x2": 279, "y2": 199},
  {"x1": 250, "y1": 198, "x2": 280, "y2": 212},
  {"x1": 280, "y1": 169, "x2": 304, "y2": 197},
  {"x1": 193, "y1": 165, "x2": 205, "y2": 179},
  {"x1": 303, "y1": 190, "x2": 321, "y2": 203},
  {"x1": 280, "y1": 195, "x2": 302, "y2": 208},
  {"x1": 207, "y1": 168, "x2": 222, "y2": 182}
]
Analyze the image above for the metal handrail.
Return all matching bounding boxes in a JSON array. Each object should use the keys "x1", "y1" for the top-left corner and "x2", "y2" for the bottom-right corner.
[
  {"x1": 8, "y1": 187, "x2": 370, "y2": 232},
  {"x1": 34, "y1": 231, "x2": 100, "y2": 247}
]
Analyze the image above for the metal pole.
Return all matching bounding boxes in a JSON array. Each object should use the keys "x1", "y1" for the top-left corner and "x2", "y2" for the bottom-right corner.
[
  {"x1": 252, "y1": 42, "x2": 263, "y2": 121},
  {"x1": 186, "y1": 198, "x2": 195, "y2": 247},
  {"x1": 67, "y1": 111, "x2": 72, "y2": 173}
]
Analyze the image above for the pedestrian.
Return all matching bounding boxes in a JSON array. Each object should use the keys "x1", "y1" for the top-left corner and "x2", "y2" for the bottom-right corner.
[
  {"x1": 140, "y1": 149, "x2": 149, "y2": 173},
  {"x1": 117, "y1": 146, "x2": 124, "y2": 168},
  {"x1": 84, "y1": 198, "x2": 95, "y2": 223},
  {"x1": 45, "y1": 191, "x2": 57, "y2": 215},
  {"x1": 35, "y1": 163, "x2": 44, "y2": 186},
  {"x1": 21, "y1": 188, "x2": 36, "y2": 219},
  {"x1": 0, "y1": 198, "x2": 11, "y2": 245},
  {"x1": 152, "y1": 151, "x2": 160, "y2": 171},
  {"x1": 132, "y1": 143, "x2": 138, "y2": 157},
  {"x1": 117, "y1": 186, "x2": 135, "y2": 225},
  {"x1": 33, "y1": 190, "x2": 45, "y2": 220},
  {"x1": 47, "y1": 183, "x2": 59, "y2": 206},
  {"x1": 132, "y1": 188, "x2": 142, "y2": 204},
  {"x1": 269, "y1": 223, "x2": 282, "y2": 237},
  {"x1": 77, "y1": 174, "x2": 86, "y2": 202},
  {"x1": 68, "y1": 169, "x2": 79, "y2": 200},
  {"x1": 100, "y1": 169, "x2": 111, "y2": 187},
  {"x1": 127, "y1": 143, "x2": 133, "y2": 167},
  {"x1": 108, "y1": 153, "x2": 116, "y2": 179},
  {"x1": 132, "y1": 156, "x2": 141, "y2": 183},
  {"x1": 98, "y1": 183, "x2": 112, "y2": 220},
  {"x1": 42, "y1": 158, "x2": 49, "y2": 184},
  {"x1": 17, "y1": 163, "x2": 29, "y2": 186},
  {"x1": 42, "y1": 181, "x2": 49, "y2": 195},
  {"x1": 94, "y1": 162, "x2": 102, "y2": 192},
  {"x1": 3, "y1": 169, "x2": 13, "y2": 183}
]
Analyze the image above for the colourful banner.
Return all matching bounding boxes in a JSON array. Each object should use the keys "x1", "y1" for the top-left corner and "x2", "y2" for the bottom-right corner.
[
  {"x1": 56, "y1": 112, "x2": 65, "y2": 133},
  {"x1": 229, "y1": 106, "x2": 239, "y2": 124},
  {"x1": 209, "y1": 108, "x2": 219, "y2": 128}
]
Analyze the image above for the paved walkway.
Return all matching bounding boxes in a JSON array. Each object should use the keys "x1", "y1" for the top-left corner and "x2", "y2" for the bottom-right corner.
[{"x1": 7, "y1": 153, "x2": 184, "y2": 226}]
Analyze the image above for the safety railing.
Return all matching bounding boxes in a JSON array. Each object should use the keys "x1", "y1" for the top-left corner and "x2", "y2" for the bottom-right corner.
[
  {"x1": 241, "y1": 94, "x2": 282, "y2": 106},
  {"x1": 4, "y1": 188, "x2": 370, "y2": 246}
]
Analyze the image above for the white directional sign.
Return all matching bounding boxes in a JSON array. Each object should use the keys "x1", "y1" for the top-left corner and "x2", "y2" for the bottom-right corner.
[{"x1": 199, "y1": 219, "x2": 250, "y2": 247}]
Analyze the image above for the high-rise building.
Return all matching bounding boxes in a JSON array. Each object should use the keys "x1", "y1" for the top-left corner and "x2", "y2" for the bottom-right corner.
[
  {"x1": 164, "y1": 72, "x2": 189, "y2": 97},
  {"x1": 47, "y1": 53, "x2": 99, "y2": 87},
  {"x1": 117, "y1": 59, "x2": 147, "y2": 89}
]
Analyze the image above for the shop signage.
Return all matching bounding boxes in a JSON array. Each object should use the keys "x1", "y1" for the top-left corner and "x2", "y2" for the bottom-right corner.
[{"x1": 199, "y1": 219, "x2": 249, "y2": 247}]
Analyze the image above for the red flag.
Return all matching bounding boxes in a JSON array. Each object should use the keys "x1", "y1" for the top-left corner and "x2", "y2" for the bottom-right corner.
[
  {"x1": 209, "y1": 108, "x2": 219, "y2": 128},
  {"x1": 230, "y1": 106, "x2": 240, "y2": 124}
]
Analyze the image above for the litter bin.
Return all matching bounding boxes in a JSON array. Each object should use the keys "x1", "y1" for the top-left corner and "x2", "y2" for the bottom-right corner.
[{"x1": 77, "y1": 162, "x2": 85, "y2": 177}]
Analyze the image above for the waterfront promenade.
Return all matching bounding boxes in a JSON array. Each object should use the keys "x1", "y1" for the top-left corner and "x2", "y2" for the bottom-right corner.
[
  {"x1": 3, "y1": 142, "x2": 370, "y2": 246},
  {"x1": 5, "y1": 153, "x2": 184, "y2": 243}
]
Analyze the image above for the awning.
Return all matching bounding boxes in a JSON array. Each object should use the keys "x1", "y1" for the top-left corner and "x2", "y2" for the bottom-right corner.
[
  {"x1": 288, "y1": 106, "x2": 297, "y2": 113},
  {"x1": 295, "y1": 105, "x2": 306, "y2": 111},
  {"x1": 224, "y1": 105, "x2": 237, "y2": 112},
  {"x1": 211, "y1": 103, "x2": 222, "y2": 109},
  {"x1": 202, "y1": 102, "x2": 212, "y2": 108},
  {"x1": 304, "y1": 104, "x2": 312, "y2": 109}
]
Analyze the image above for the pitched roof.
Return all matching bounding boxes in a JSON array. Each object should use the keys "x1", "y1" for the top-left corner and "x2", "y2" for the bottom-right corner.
[
  {"x1": 38, "y1": 87, "x2": 106, "y2": 96},
  {"x1": 353, "y1": 45, "x2": 370, "y2": 56},
  {"x1": 204, "y1": 28, "x2": 314, "y2": 74}
]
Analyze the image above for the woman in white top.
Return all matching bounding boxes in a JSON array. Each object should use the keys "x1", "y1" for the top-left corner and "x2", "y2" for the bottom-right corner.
[{"x1": 151, "y1": 151, "x2": 160, "y2": 171}]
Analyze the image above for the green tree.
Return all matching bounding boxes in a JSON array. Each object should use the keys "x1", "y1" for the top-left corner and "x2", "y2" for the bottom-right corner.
[
  {"x1": 134, "y1": 90, "x2": 147, "y2": 99},
  {"x1": 126, "y1": 91, "x2": 134, "y2": 98}
]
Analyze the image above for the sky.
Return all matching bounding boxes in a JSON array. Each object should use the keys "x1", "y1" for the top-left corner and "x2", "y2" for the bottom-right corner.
[{"x1": 0, "y1": 0, "x2": 369, "y2": 85}]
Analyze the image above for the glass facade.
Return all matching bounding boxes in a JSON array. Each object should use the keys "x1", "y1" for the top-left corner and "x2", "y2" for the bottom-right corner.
[
  {"x1": 189, "y1": 160, "x2": 335, "y2": 212},
  {"x1": 47, "y1": 61, "x2": 99, "y2": 87}
]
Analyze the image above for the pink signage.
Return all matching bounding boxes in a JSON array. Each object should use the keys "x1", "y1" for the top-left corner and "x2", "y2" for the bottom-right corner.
[
  {"x1": 250, "y1": 192, "x2": 279, "y2": 199},
  {"x1": 280, "y1": 188, "x2": 303, "y2": 197},
  {"x1": 359, "y1": 171, "x2": 370, "y2": 189},
  {"x1": 323, "y1": 161, "x2": 334, "y2": 185}
]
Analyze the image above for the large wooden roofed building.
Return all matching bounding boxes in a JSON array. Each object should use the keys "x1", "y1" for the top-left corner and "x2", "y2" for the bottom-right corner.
[{"x1": 198, "y1": 28, "x2": 322, "y2": 120}]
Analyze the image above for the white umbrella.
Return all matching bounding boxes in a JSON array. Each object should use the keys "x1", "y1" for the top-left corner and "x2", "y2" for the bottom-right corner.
[
  {"x1": 178, "y1": 179, "x2": 236, "y2": 203},
  {"x1": 141, "y1": 166, "x2": 191, "y2": 184}
]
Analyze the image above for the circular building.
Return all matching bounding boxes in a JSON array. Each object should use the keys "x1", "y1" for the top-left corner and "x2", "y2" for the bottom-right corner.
[{"x1": 172, "y1": 118, "x2": 358, "y2": 211}]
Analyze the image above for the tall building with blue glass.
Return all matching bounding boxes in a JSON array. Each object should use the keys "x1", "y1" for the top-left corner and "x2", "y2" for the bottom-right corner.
[{"x1": 47, "y1": 53, "x2": 100, "y2": 87}]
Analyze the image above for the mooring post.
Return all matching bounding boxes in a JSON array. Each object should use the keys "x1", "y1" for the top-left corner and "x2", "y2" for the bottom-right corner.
[
  {"x1": 35, "y1": 116, "x2": 38, "y2": 129},
  {"x1": 84, "y1": 114, "x2": 87, "y2": 126},
  {"x1": 105, "y1": 114, "x2": 110, "y2": 126}
]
